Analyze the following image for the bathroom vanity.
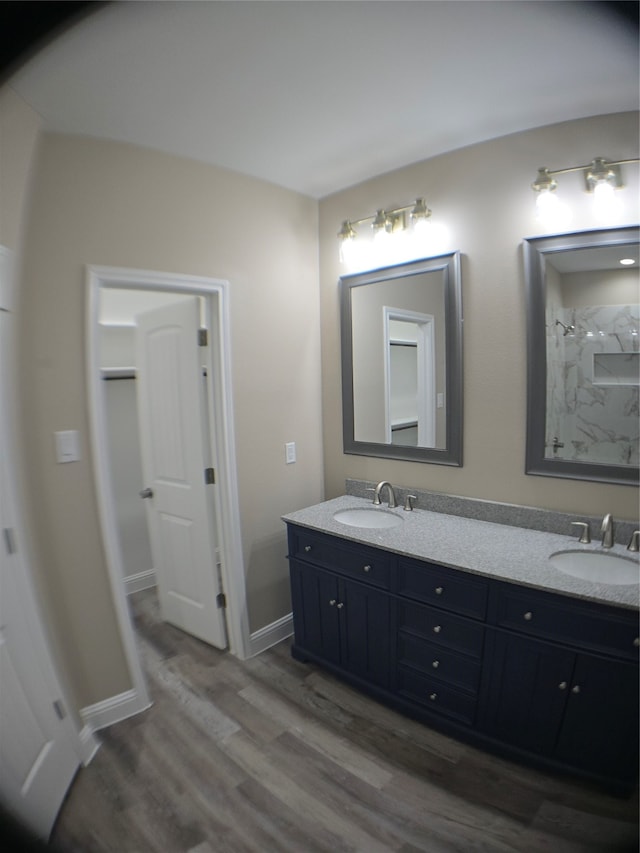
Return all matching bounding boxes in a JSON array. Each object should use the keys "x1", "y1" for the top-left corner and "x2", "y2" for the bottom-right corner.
[{"x1": 283, "y1": 495, "x2": 639, "y2": 795}]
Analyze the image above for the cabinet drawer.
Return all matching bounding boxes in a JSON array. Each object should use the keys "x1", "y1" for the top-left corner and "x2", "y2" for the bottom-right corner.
[
  {"x1": 398, "y1": 632, "x2": 481, "y2": 693},
  {"x1": 289, "y1": 527, "x2": 390, "y2": 589},
  {"x1": 491, "y1": 585, "x2": 639, "y2": 661},
  {"x1": 397, "y1": 666, "x2": 477, "y2": 725},
  {"x1": 397, "y1": 558, "x2": 487, "y2": 619},
  {"x1": 398, "y1": 600, "x2": 485, "y2": 658}
]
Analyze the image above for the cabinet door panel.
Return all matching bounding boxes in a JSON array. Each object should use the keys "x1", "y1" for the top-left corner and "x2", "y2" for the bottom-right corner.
[
  {"x1": 480, "y1": 632, "x2": 573, "y2": 754},
  {"x1": 290, "y1": 562, "x2": 341, "y2": 664},
  {"x1": 340, "y1": 579, "x2": 390, "y2": 688},
  {"x1": 555, "y1": 654, "x2": 639, "y2": 782}
]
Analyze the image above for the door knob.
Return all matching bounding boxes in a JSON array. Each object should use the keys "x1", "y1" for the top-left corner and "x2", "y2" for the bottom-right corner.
[{"x1": 139, "y1": 487, "x2": 154, "y2": 499}]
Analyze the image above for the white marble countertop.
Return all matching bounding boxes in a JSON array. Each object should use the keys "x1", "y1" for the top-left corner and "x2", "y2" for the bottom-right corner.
[{"x1": 283, "y1": 495, "x2": 640, "y2": 611}]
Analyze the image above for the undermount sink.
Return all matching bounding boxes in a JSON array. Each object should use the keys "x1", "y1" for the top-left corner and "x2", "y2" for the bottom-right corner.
[
  {"x1": 333, "y1": 507, "x2": 403, "y2": 529},
  {"x1": 549, "y1": 549, "x2": 640, "y2": 586}
]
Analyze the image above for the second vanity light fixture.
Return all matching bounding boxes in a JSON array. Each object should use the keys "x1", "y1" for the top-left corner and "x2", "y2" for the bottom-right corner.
[
  {"x1": 338, "y1": 197, "x2": 432, "y2": 264},
  {"x1": 531, "y1": 156, "x2": 639, "y2": 226}
]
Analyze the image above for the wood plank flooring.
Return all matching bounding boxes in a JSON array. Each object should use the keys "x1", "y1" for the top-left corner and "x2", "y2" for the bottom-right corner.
[{"x1": 48, "y1": 589, "x2": 638, "y2": 852}]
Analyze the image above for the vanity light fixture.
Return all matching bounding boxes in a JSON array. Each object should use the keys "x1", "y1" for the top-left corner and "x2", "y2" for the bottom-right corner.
[
  {"x1": 531, "y1": 156, "x2": 639, "y2": 225},
  {"x1": 619, "y1": 257, "x2": 636, "y2": 265},
  {"x1": 338, "y1": 198, "x2": 433, "y2": 264}
]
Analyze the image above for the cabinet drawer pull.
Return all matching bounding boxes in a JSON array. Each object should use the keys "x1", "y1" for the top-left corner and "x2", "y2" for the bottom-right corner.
[
  {"x1": 432, "y1": 660, "x2": 440, "y2": 669},
  {"x1": 571, "y1": 685, "x2": 581, "y2": 694},
  {"x1": 435, "y1": 586, "x2": 444, "y2": 595},
  {"x1": 558, "y1": 681, "x2": 568, "y2": 690},
  {"x1": 336, "y1": 602, "x2": 344, "y2": 610},
  {"x1": 523, "y1": 611, "x2": 533, "y2": 621},
  {"x1": 363, "y1": 565, "x2": 371, "y2": 573},
  {"x1": 433, "y1": 625, "x2": 442, "y2": 634},
  {"x1": 304, "y1": 545, "x2": 312, "y2": 552},
  {"x1": 634, "y1": 637, "x2": 639, "y2": 647},
  {"x1": 429, "y1": 693, "x2": 438, "y2": 701},
  {"x1": 328, "y1": 599, "x2": 336, "y2": 606}
]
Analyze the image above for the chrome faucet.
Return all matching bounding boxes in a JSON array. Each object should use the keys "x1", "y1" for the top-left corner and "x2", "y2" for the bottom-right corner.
[
  {"x1": 600, "y1": 513, "x2": 614, "y2": 548},
  {"x1": 373, "y1": 481, "x2": 397, "y2": 508}
]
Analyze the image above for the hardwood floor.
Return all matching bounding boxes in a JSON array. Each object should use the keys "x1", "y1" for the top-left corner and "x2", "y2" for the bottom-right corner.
[{"x1": 49, "y1": 589, "x2": 638, "y2": 853}]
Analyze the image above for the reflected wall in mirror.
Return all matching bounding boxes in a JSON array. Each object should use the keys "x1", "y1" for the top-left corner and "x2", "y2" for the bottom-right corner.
[
  {"x1": 524, "y1": 226, "x2": 639, "y2": 486},
  {"x1": 340, "y1": 253, "x2": 463, "y2": 465}
]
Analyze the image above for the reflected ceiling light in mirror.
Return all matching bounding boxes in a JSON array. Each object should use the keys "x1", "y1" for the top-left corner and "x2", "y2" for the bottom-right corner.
[
  {"x1": 531, "y1": 156, "x2": 638, "y2": 229},
  {"x1": 338, "y1": 197, "x2": 440, "y2": 272}
]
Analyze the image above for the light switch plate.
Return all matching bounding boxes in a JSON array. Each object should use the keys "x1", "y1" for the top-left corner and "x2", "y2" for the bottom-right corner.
[
  {"x1": 55, "y1": 430, "x2": 80, "y2": 463},
  {"x1": 285, "y1": 441, "x2": 296, "y2": 464}
]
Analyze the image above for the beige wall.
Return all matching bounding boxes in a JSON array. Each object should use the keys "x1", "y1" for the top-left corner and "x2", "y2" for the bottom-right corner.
[
  {"x1": 18, "y1": 132, "x2": 323, "y2": 709},
  {"x1": 0, "y1": 87, "x2": 41, "y2": 250},
  {"x1": 319, "y1": 112, "x2": 639, "y2": 520}
]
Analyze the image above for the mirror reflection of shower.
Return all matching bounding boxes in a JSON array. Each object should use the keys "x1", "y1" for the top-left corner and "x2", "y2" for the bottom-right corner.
[{"x1": 555, "y1": 319, "x2": 575, "y2": 336}]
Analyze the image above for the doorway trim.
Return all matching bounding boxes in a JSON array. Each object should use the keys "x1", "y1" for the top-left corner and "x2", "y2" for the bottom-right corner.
[{"x1": 86, "y1": 266, "x2": 249, "y2": 725}]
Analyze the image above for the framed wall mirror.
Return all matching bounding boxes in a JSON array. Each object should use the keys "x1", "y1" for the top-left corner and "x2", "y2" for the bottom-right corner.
[
  {"x1": 340, "y1": 253, "x2": 463, "y2": 465},
  {"x1": 524, "y1": 225, "x2": 639, "y2": 486}
]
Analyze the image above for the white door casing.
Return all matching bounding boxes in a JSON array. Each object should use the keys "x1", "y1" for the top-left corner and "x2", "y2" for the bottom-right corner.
[
  {"x1": 135, "y1": 297, "x2": 227, "y2": 648},
  {"x1": 87, "y1": 266, "x2": 249, "y2": 723}
]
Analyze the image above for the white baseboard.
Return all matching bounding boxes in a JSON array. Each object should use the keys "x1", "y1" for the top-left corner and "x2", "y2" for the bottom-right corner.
[
  {"x1": 124, "y1": 570, "x2": 156, "y2": 595},
  {"x1": 78, "y1": 725, "x2": 101, "y2": 766},
  {"x1": 81, "y1": 688, "x2": 152, "y2": 734},
  {"x1": 248, "y1": 612, "x2": 293, "y2": 657}
]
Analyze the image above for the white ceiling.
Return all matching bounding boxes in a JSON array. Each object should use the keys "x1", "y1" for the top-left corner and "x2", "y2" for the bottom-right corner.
[{"x1": 8, "y1": 1, "x2": 639, "y2": 199}]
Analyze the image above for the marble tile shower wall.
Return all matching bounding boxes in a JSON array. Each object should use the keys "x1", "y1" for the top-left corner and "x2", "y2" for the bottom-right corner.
[{"x1": 547, "y1": 304, "x2": 639, "y2": 467}]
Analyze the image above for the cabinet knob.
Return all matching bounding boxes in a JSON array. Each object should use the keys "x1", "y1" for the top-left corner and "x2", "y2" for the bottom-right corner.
[
  {"x1": 523, "y1": 611, "x2": 533, "y2": 621},
  {"x1": 633, "y1": 637, "x2": 639, "y2": 647},
  {"x1": 429, "y1": 693, "x2": 438, "y2": 701},
  {"x1": 432, "y1": 660, "x2": 440, "y2": 669},
  {"x1": 433, "y1": 625, "x2": 442, "y2": 634},
  {"x1": 558, "y1": 681, "x2": 568, "y2": 690},
  {"x1": 363, "y1": 565, "x2": 371, "y2": 573},
  {"x1": 571, "y1": 685, "x2": 581, "y2": 694},
  {"x1": 435, "y1": 586, "x2": 444, "y2": 595},
  {"x1": 328, "y1": 599, "x2": 336, "y2": 606},
  {"x1": 336, "y1": 602, "x2": 344, "y2": 610},
  {"x1": 304, "y1": 545, "x2": 312, "y2": 552}
]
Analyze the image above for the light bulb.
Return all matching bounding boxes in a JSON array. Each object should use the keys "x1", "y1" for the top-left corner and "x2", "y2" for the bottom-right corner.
[
  {"x1": 535, "y1": 190, "x2": 571, "y2": 230},
  {"x1": 339, "y1": 236, "x2": 356, "y2": 265},
  {"x1": 592, "y1": 181, "x2": 620, "y2": 221}
]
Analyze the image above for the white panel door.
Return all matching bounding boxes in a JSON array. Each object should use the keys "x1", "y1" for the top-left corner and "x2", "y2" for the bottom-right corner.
[
  {"x1": 135, "y1": 297, "x2": 227, "y2": 648},
  {"x1": 0, "y1": 312, "x2": 80, "y2": 840}
]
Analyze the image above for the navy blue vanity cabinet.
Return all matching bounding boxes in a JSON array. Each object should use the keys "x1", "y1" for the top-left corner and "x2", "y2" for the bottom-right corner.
[
  {"x1": 288, "y1": 526, "x2": 392, "y2": 689},
  {"x1": 479, "y1": 582, "x2": 639, "y2": 792},
  {"x1": 395, "y1": 557, "x2": 487, "y2": 725},
  {"x1": 286, "y1": 521, "x2": 639, "y2": 794}
]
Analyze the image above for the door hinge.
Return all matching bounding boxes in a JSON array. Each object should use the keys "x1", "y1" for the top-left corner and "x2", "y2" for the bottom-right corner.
[
  {"x1": 198, "y1": 328, "x2": 208, "y2": 347},
  {"x1": 2, "y1": 528, "x2": 17, "y2": 555},
  {"x1": 53, "y1": 700, "x2": 67, "y2": 720},
  {"x1": 204, "y1": 467, "x2": 215, "y2": 485},
  {"x1": 216, "y1": 592, "x2": 226, "y2": 609}
]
